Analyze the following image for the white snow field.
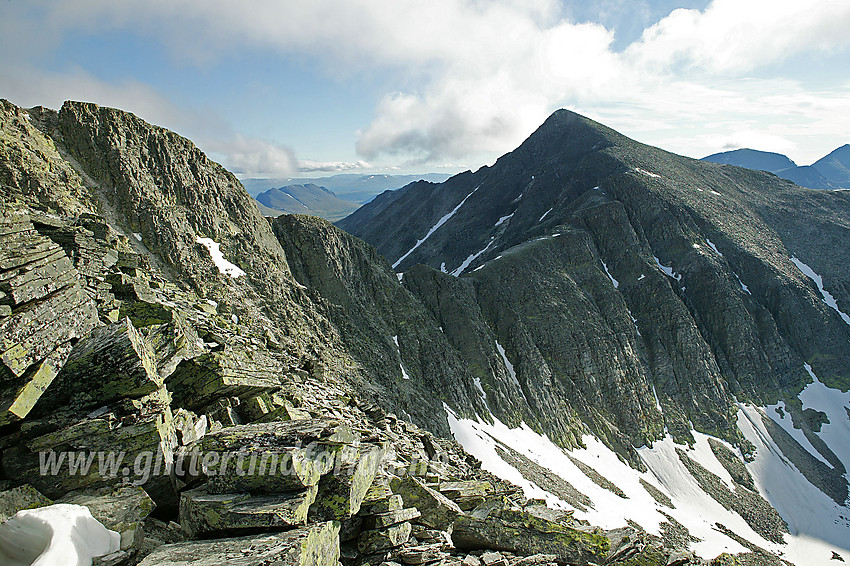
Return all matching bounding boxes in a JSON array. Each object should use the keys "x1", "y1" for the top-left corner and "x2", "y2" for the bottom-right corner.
[{"x1": 445, "y1": 392, "x2": 850, "y2": 565}]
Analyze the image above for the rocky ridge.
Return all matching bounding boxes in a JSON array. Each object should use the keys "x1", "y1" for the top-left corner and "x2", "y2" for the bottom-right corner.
[{"x1": 0, "y1": 97, "x2": 755, "y2": 565}]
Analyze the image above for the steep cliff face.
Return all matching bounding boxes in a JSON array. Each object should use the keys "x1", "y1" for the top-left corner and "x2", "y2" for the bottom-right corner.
[
  {"x1": 340, "y1": 110, "x2": 850, "y2": 455},
  {"x1": 270, "y1": 214, "x2": 487, "y2": 434}
]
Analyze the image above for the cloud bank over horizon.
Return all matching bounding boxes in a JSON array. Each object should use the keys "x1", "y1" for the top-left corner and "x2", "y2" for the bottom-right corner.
[{"x1": 1, "y1": 0, "x2": 849, "y2": 176}]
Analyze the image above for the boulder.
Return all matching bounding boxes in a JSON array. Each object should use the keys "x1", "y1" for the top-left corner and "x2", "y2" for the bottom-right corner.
[
  {"x1": 2, "y1": 387, "x2": 176, "y2": 503},
  {"x1": 179, "y1": 485, "x2": 317, "y2": 537},
  {"x1": 59, "y1": 486, "x2": 156, "y2": 551},
  {"x1": 311, "y1": 444, "x2": 387, "y2": 520},
  {"x1": 389, "y1": 475, "x2": 462, "y2": 530},
  {"x1": 0, "y1": 484, "x2": 52, "y2": 522},
  {"x1": 166, "y1": 347, "x2": 283, "y2": 411},
  {"x1": 200, "y1": 419, "x2": 356, "y2": 494},
  {"x1": 358, "y1": 521, "x2": 412, "y2": 554},
  {"x1": 137, "y1": 521, "x2": 340, "y2": 566},
  {"x1": 40, "y1": 317, "x2": 161, "y2": 411},
  {"x1": 451, "y1": 506, "x2": 609, "y2": 565},
  {"x1": 437, "y1": 480, "x2": 494, "y2": 510}
]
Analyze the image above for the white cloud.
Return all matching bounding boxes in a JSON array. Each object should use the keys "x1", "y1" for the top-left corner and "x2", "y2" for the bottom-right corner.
[
  {"x1": 298, "y1": 160, "x2": 372, "y2": 173},
  {"x1": 208, "y1": 135, "x2": 298, "y2": 179},
  {"x1": 4, "y1": 0, "x2": 850, "y2": 166},
  {"x1": 629, "y1": 0, "x2": 850, "y2": 74}
]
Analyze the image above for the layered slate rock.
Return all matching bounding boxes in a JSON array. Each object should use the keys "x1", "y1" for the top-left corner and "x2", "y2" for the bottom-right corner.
[
  {"x1": 310, "y1": 443, "x2": 387, "y2": 520},
  {"x1": 59, "y1": 486, "x2": 155, "y2": 551},
  {"x1": 137, "y1": 521, "x2": 341, "y2": 566},
  {"x1": 179, "y1": 485, "x2": 318, "y2": 537},
  {"x1": 200, "y1": 419, "x2": 356, "y2": 494},
  {"x1": 452, "y1": 505, "x2": 610, "y2": 565},
  {"x1": 38, "y1": 317, "x2": 161, "y2": 411},
  {"x1": 0, "y1": 484, "x2": 52, "y2": 522},
  {"x1": 0, "y1": 207, "x2": 98, "y2": 424},
  {"x1": 2, "y1": 388, "x2": 176, "y2": 502},
  {"x1": 166, "y1": 347, "x2": 283, "y2": 411},
  {"x1": 389, "y1": 475, "x2": 462, "y2": 530}
]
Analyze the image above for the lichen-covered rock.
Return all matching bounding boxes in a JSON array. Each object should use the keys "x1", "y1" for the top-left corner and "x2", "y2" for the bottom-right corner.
[
  {"x1": 0, "y1": 484, "x2": 52, "y2": 522},
  {"x1": 179, "y1": 485, "x2": 317, "y2": 537},
  {"x1": 452, "y1": 506, "x2": 609, "y2": 565},
  {"x1": 437, "y1": 480, "x2": 495, "y2": 511},
  {"x1": 2, "y1": 388, "x2": 176, "y2": 503},
  {"x1": 58, "y1": 486, "x2": 156, "y2": 551},
  {"x1": 200, "y1": 419, "x2": 356, "y2": 494},
  {"x1": 0, "y1": 207, "x2": 98, "y2": 422},
  {"x1": 358, "y1": 520, "x2": 412, "y2": 554},
  {"x1": 166, "y1": 347, "x2": 283, "y2": 411},
  {"x1": 39, "y1": 317, "x2": 160, "y2": 411},
  {"x1": 136, "y1": 521, "x2": 340, "y2": 566},
  {"x1": 362, "y1": 507, "x2": 421, "y2": 530},
  {"x1": 389, "y1": 475, "x2": 462, "y2": 530},
  {"x1": 310, "y1": 444, "x2": 386, "y2": 520}
]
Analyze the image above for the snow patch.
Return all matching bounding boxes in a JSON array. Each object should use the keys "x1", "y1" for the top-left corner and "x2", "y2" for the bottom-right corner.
[
  {"x1": 705, "y1": 238, "x2": 723, "y2": 257},
  {"x1": 635, "y1": 168, "x2": 661, "y2": 178},
  {"x1": 495, "y1": 213, "x2": 514, "y2": 227},
  {"x1": 799, "y1": 363, "x2": 850, "y2": 474},
  {"x1": 791, "y1": 257, "x2": 850, "y2": 326},
  {"x1": 737, "y1": 403, "x2": 850, "y2": 564},
  {"x1": 539, "y1": 208, "x2": 553, "y2": 222},
  {"x1": 710, "y1": 190, "x2": 722, "y2": 196},
  {"x1": 132, "y1": 232, "x2": 142, "y2": 242},
  {"x1": 392, "y1": 186, "x2": 479, "y2": 269},
  {"x1": 765, "y1": 400, "x2": 830, "y2": 466},
  {"x1": 0, "y1": 504, "x2": 120, "y2": 566},
  {"x1": 396, "y1": 272, "x2": 404, "y2": 282},
  {"x1": 601, "y1": 260, "x2": 619, "y2": 288},
  {"x1": 637, "y1": 273, "x2": 646, "y2": 281},
  {"x1": 452, "y1": 237, "x2": 495, "y2": 276},
  {"x1": 392, "y1": 335, "x2": 411, "y2": 380},
  {"x1": 196, "y1": 237, "x2": 246, "y2": 278},
  {"x1": 653, "y1": 256, "x2": 681, "y2": 281},
  {"x1": 733, "y1": 272, "x2": 751, "y2": 295}
]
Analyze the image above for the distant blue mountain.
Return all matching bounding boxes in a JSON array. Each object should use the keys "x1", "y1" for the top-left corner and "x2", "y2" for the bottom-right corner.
[{"x1": 702, "y1": 147, "x2": 849, "y2": 190}]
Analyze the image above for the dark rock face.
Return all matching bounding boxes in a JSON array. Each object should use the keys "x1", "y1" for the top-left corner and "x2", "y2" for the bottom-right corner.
[
  {"x1": 341, "y1": 109, "x2": 850, "y2": 452},
  {"x1": 271, "y1": 214, "x2": 487, "y2": 434}
]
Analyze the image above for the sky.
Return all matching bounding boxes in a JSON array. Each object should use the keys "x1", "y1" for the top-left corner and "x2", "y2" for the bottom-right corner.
[{"x1": 1, "y1": 0, "x2": 849, "y2": 179}]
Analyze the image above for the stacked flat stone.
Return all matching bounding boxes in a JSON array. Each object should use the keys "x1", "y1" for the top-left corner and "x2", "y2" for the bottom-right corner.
[{"x1": 0, "y1": 207, "x2": 98, "y2": 425}]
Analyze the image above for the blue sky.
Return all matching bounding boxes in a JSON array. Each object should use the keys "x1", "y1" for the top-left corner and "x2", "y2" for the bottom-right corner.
[{"x1": 2, "y1": 1, "x2": 848, "y2": 179}]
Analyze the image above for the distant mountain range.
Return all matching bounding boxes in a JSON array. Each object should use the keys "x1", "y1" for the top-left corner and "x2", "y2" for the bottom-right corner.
[
  {"x1": 254, "y1": 183, "x2": 360, "y2": 221},
  {"x1": 246, "y1": 173, "x2": 453, "y2": 221},
  {"x1": 242, "y1": 173, "x2": 452, "y2": 204},
  {"x1": 702, "y1": 145, "x2": 850, "y2": 190}
]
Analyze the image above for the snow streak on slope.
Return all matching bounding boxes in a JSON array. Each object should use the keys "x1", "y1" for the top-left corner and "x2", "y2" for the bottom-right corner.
[
  {"x1": 196, "y1": 237, "x2": 246, "y2": 277},
  {"x1": 798, "y1": 364, "x2": 850, "y2": 475},
  {"x1": 445, "y1": 404, "x2": 850, "y2": 564},
  {"x1": 452, "y1": 237, "x2": 495, "y2": 276},
  {"x1": 601, "y1": 260, "x2": 619, "y2": 288},
  {"x1": 764, "y1": 400, "x2": 830, "y2": 466},
  {"x1": 737, "y1": 403, "x2": 850, "y2": 564},
  {"x1": 654, "y1": 256, "x2": 681, "y2": 281},
  {"x1": 392, "y1": 335, "x2": 411, "y2": 380},
  {"x1": 791, "y1": 257, "x2": 850, "y2": 326},
  {"x1": 392, "y1": 186, "x2": 479, "y2": 269}
]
